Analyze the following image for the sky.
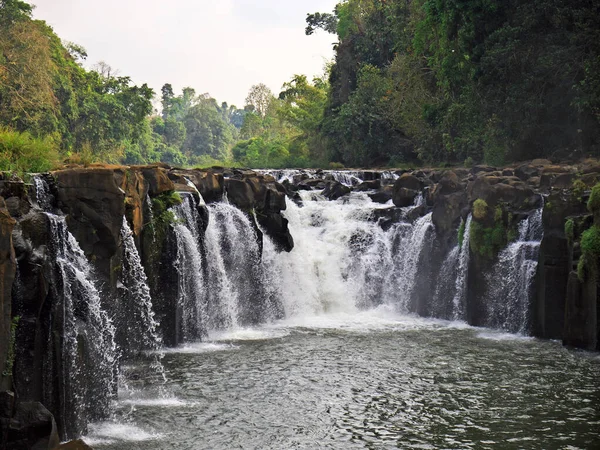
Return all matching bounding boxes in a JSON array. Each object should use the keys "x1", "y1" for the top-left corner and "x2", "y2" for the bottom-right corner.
[{"x1": 32, "y1": 0, "x2": 338, "y2": 107}]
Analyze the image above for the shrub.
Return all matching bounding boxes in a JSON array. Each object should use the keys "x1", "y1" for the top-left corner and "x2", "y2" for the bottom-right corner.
[
  {"x1": 0, "y1": 128, "x2": 59, "y2": 174},
  {"x1": 578, "y1": 225, "x2": 600, "y2": 282},
  {"x1": 463, "y1": 156, "x2": 474, "y2": 168},
  {"x1": 587, "y1": 183, "x2": 600, "y2": 215},
  {"x1": 329, "y1": 162, "x2": 345, "y2": 169},
  {"x1": 572, "y1": 179, "x2": 586, "y2": 201},
  {"x1": 473, "y1": 199, "x2": 488, "y2": 221},
  {"x1": 565, "y1": 218, "x2": 575, "y2": 244}
]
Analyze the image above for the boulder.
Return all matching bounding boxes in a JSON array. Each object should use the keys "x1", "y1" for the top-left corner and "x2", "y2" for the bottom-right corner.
[
  {"x1": 394, "y1": 173, "x2": 422, "y2": 191},
  {"x1": 355, "y1": 180, "x2": 381, "y2": 191},
  {"x1": 392, "y1": 187, "x2": 419, "y2": 207},
  {"x1": 256, "y1": 213, "x2": 294, "y2": 253},
  {"x1": 432, "y1": 191, "x2": 467, "y2": 236},
  {"x1": 322, "y1": 182, "x2": 351, "y2": 201},
  {"x1": 140, "y1": 167, "x2": 174, "y2": 196},
  {"x1": 224, "y1": 178, "x2": 254, "y2": 210},
  {"x1": 368, "y1": 186, "x2": 393, "y2": 204},
  {"x1": 8, "y1": 402, "x2": 59, "y2": 450}
]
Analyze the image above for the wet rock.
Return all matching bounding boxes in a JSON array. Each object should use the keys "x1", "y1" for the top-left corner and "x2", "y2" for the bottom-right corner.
[
  {"x1": 355, "y1": 180, "x2": 381, "y2": 191},
  {"x1": 256, "y1": 213, "x2": 294, "y2": 252},
  {"x1": 54, "y1": 440, "x2": 94, "y2": 450},
  {"x1": 563, "y1": 272, "x2": 597, "y2": 350},
  {"x1": 322, "y1": 182, "x2": 351, "y2": 201},
  {"x1": 393, "y1": 187, "x2": 419, "y2": 207},
  {"x1": 394, "y1": 173, "x2": 422, "y2": 192},
  {"x1": 432, "y1": 192, "x2": 466, "y2": 236},
  {"x1": 368, "y1": 186, "x2": 393, "y2": 204},
  {"x1": 224, "y1": 178, "x2": 254, "y2": 210},
  {"x1": 0, "y1": 198, "x2": 16, "y2": 385},
  {"x1": 8, "y1": 402, "x2": 59, "y2": 450}
]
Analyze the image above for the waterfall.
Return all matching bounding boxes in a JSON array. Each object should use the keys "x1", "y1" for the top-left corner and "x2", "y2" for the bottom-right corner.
[
  {"x1": 204, "y1": 202, "x2": 265, "y2": 330},
  {"x1": 266, "y1": 191, "x2": 433, "y2": 317},
  {"x1": 171, "y1": 194, "x2": 208, "y2": 340},
  {"x1": 383, "y1": 213, "x2": 434, "y2": 312},
  {"x1": 452, "y1": 215, "x2": 472, "y2": 320},
  {"x1": 47, "y1": 214, "x2": 118, "y2": 437},
  {"x1": 145, "y1": 194, "x2": 157, "y2": 244},
  {"x1": 119, "y1": 219, "x2": 162, "y2": 353},
  {"x1": 32, "y1": 175, "x2": 53, "y2": 211},
  {"x1": 484, "y1": 208, "x2": 544, "y2": 334}
]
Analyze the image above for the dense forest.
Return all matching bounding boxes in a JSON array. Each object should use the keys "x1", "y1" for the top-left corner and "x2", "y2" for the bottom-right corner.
[{"x1": 1, "y1": 0, "x2": 599, "y2": 170}]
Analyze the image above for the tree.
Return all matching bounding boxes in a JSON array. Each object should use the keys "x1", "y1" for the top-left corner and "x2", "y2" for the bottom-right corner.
[
  {"x1": 305, "y1": 12, "x2": 338, "y2": 35},
  {"x1": 245, "y1": 84, "x2": 274, "y2": 118}
]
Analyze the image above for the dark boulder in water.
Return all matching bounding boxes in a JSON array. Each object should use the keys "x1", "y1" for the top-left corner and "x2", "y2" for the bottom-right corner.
[
  {"x1": 6, "y1": 402, "x2": 60, "y2": 450},
  {"x1": 322, "y1": 181, "x2": 351, "y2": 201}
]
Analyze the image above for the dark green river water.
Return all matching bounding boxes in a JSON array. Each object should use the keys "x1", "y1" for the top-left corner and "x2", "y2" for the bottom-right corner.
[{"x1": 87, "y1": 313, "x2": 600, "y2": 449}]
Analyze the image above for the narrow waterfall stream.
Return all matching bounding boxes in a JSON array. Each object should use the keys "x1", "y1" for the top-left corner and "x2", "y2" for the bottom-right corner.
[
  {"x1": 484, "y1": 208, "x2": 545, "y2": 333},
  {"x1": 83, "y1": 189, "x2": 599, "y2": 449},
  {"x1": 47, "y1": 214, "x2": 118, "y2": 438}
]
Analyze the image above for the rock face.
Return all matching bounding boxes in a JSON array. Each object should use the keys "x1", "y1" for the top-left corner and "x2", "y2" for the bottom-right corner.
[{"x1": 0, "y1": 197, "x2": 16, "y2": 390}]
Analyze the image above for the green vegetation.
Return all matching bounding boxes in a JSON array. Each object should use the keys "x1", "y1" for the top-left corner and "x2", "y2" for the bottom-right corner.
[
  {"x1": 473, "y1": 199, "x2": 488, "y2": 221},
  {"x1": 457, "y1": 218, "x2": 466, "y2": 249},
  {"x1": 565, "y1": 218, "x2": 575, "y2": 244},
  {"x1": 587, "y1": 183, "x2": 600, "y2": 216},
  {"x1": 577, "y1": 225, "x2": 600, "y2": 282},
  {"x1": 3, "y1": 316, "x2": 20, "y2": 377},
  {"x1": 308, "y1": 0, "x2": 600, "y2": 167},
  {"x1": 572, "y1": 179, "x2": 587, "y2": 201},
  {"x1": 470, "y1": 220, "x2": 508, "y2": 259},
  {"x1": 2, "y1": 0, "x2": 600, "y2": 171},
  {"x1": 0, "y1": 128, "x2": 59, "y2": 174}
]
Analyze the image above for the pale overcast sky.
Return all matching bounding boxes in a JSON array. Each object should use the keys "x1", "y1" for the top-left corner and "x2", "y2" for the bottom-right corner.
[{"x1": 32, "y1": 0, "x2": 338, "y2": 107}]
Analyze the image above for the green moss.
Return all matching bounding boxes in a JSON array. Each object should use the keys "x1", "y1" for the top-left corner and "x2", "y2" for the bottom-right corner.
[
  {"x1": 565, "y1": 218, "x2": 575, "y2": 245},
  {"x1": 578, "y1": 225, "x2": 600, "y2": 282},
  {"x1": 473, "y1": 199, "x2": 488, "y2": 221},
  {"x1": 3, "y1": 316, "x2": 20, "y2": 377},
  {"x1": 470, "y1": 220, "x2": 508, "y2": 259},
  {"x1": 572, "y1": 179, "x2": 586, "y2": 201},
  {"x1": 587, "y1": 183, "x2": 600, "y2": 215},
  {"x1": 494, "y1": 206, "x2": 503, "y2": 222}
]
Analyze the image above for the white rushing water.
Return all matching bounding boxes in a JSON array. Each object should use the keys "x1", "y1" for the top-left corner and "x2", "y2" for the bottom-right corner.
[
  {"x1": 484, "y1": 207, "x2": 544, "y2": 334},
  {"x1": 172, "y1": 194, "x2": 208, "y2": 340},
  {"x1": 120, "y1": 218, "x2": 162, "y2": 352},
  {"x1": 47, "y1": 214, "x2": 118, "y2": 436},
  {"x1": 262, "y1": 191, "x2": 431, "y2": 318},
  {"x1": 452, "y1": 214, "x2": 472, "y2": 320}
]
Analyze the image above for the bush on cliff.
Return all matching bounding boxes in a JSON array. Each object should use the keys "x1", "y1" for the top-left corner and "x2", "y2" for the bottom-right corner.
[
  {"x1": 473, "y1": 199, "x2": 488, "y2": 221},
  {"x1": 587, "y1": 183, "x2": 600, "y2": 217},
  {"x1": 577, "y1": 225, "x2": 600, "y2": 282},
  {"x1": 0, "y1": 128, "x2": 59, "y2": 174}
]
